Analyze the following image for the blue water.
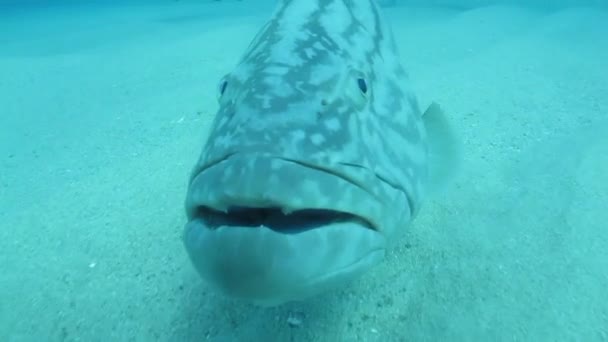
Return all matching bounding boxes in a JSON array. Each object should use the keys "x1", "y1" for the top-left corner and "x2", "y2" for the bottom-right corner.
[{"x1": 1, "y1": 0, "x2": 607, "y2": 341}]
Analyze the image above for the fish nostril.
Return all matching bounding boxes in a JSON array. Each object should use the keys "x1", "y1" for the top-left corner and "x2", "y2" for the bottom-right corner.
[{"x1": 321, "y1": 98, "x2": 328, "y2": 106}]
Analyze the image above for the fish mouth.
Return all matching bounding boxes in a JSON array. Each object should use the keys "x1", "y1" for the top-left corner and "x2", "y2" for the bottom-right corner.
[
  {"x1": 183, "y1": 153, "x2": 388, "y2": 305},
  {"x1": 184, "y1": 152, "x2": 384, "y2": 234},
  {"x1": 191, "y1": 206, "x2": 376, "y2": 234}
]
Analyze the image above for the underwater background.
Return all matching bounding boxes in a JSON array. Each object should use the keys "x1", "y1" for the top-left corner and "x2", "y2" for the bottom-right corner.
[{"x1": 1, "y1": 0, "x2": 607, "y2": 340}]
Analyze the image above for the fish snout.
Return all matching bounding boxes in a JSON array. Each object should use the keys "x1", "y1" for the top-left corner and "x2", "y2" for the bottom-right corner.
[{"x1": 183, "y1": 153, "x2": 388, "y2": 304}]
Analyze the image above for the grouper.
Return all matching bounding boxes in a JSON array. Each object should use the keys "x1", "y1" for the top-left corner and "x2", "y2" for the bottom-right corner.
[{"x1": 183, "y1": 0, "x2": 456, "y2": 306}]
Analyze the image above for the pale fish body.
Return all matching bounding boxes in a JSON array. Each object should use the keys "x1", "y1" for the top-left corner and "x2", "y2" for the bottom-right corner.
[{"x1": 183, "y1": 0, "x2": 440, "y2": 306}]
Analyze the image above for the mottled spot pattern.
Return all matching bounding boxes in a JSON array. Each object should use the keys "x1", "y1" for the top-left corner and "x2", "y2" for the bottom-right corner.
[{"x1": 183, "y1": 0, "x2": 430, "y2": 304}]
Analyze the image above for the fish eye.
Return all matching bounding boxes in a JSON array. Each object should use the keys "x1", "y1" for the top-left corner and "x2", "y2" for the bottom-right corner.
[{"x1": 357, "y1": 78, "x2": 368, "y2": 95}]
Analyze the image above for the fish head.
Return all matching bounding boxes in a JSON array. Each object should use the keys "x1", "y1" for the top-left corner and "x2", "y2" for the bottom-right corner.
[{"x1": 183, "y1": 0, "x2": 428, "y2": 306}]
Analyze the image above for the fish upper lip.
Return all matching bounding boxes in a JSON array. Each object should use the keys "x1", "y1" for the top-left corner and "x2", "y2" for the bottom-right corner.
[
  {"x1": 186, "y1": 153, "x2": 385, "y2": 232},
  {"x1": 189, "y1": 153, "x2": 383, "y2": 204}
]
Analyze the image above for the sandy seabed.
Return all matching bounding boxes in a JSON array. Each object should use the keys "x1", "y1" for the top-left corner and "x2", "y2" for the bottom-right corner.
[{"x1": 0, "y1": 1, "x2": 607, "y2": 341}]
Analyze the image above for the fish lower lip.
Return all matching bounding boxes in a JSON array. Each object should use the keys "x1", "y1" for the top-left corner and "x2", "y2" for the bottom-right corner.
[{"x1": 193, "y1": 206, "x2": 376, "y2": 233}]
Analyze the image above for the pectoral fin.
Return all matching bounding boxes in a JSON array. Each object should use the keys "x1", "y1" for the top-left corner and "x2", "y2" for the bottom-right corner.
[{"x1": 422, "y1": 102, "x2": 460, "y2": 196}]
